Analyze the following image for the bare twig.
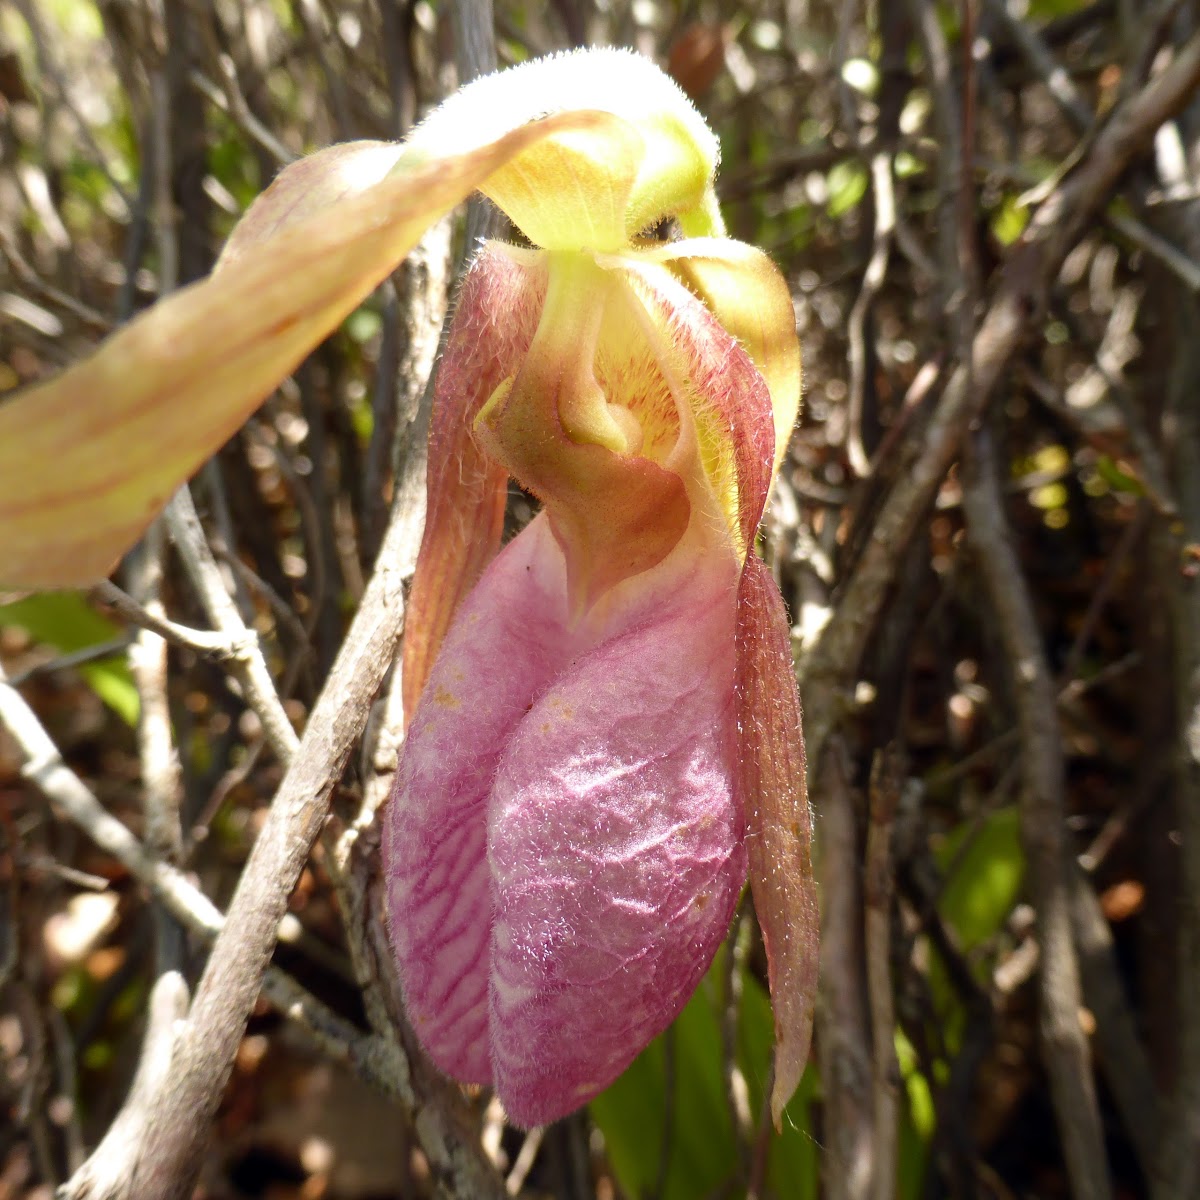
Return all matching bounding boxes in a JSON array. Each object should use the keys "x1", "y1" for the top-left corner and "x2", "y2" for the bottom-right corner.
[
  {"x1": 832, "y1": 0, "x2": 862, "y2": 137},
  {"x1": 1108, "y1": 210, "x2": 1200, "y2": 291},
  {"x1": 846, "y1": 151, "x2": 896, "y2": 478},
  {"x1": 910, "y1": 0, "x2": 962, "y2": 318},
  {"x1": 91, "y1": 580, "x2": 246, "y2": 658},
  {"x1": 125, "y1": 524, "x2": 185, "y2": 974},
  {"x1": 865, "y1": 747, "x2": 901, "y2": 1200},
  {"x1": 985, "y1": 0, "x2": 1094, "y2": 130},
  {"x1": 454, "y1": 0, "x2": 502, "y2": 253},
  {"x1": 0, "y1": 224, "x2": 111, "y2": 333},
  {"x1": 1068, "y1": 866, "x2": 1162, "y2": 1175},
  {"x1": 4, "y1": 640, "x2": 132, "y2": 687},
  {"x1": 163, "y1": 487, "x2": 299, "y2": 764},
  {"x1": 801, "y1": 27, "x2": 1200, "y2": 774},
  {"x1": 505, "y1": 1126, "x2": 544, "y2": 1196},
  {"x1": 962, "y1": 426, "x2": 1111, "y2": 1200},
  {"x1": 817, "y1": 741, "x2": 873, "y2": 1200},
  {"x1": 11, "y1": 0, "x2": 134, "y2": 218},
  {"x1": 719, "y1": 901, "x2": 754, "y2": 1186},
  {"x1": 189, "y1": 67, "x2": 295, "y2": 167},
  {"x1": 59, "y1": 972, "x2": 190, "y2": 1200},
  {"x1": 1152, "y1": 290, "x2": 1200, "y2": 1200}
]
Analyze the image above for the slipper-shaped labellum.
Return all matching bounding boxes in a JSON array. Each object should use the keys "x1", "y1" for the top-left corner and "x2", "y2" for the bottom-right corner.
[{"x1": 384, "y1": 49, "x2": 818, "y2": 1127}]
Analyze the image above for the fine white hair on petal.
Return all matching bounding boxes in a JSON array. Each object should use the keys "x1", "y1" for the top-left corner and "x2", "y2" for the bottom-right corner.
[{"x1": 405, "y1": 46, "x2": 719, "y2": 172}]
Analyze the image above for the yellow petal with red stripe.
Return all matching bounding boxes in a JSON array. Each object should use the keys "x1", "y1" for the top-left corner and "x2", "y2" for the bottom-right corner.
[{"x1": 648, "y1": 238, "x2": 801, "y2": 477}]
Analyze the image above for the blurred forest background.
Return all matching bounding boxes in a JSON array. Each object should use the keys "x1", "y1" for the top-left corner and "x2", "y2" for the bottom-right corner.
[{"x1": 2, "y1": 0, "x2": 1200, "y2": 1197}]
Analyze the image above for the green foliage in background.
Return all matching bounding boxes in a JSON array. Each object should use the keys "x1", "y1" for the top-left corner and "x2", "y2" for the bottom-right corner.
[
  {"x1": 0, "y1": 593, "x2": 138, "y2": 725},
  {"x1": 592, "y1": 945, "x2": 819, "y2": 1200}
]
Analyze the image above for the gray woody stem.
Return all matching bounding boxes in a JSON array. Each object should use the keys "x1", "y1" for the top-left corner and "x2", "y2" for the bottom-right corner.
[
  {"x1": 962, "y1": 428, "x2": 1112, "y2": 1200},
  {"x1": 800, "y1": 28, "x2": 1200, "y2": 772}
]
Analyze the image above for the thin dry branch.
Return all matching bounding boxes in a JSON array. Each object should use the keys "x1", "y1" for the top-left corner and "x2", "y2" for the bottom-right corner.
[
  {"x1": 1152, "y1": 289, "x2": 1200, "y2": 1200},
  {"x1": 865, "y1": 747, "x2": 901, "y2": 1200},
  {"x1": 845, "y1": 151, "x2": 896, "y2": 479},
  {"x1": 58, "y1": 972, "x2": 189, "y2": 1200},
  {"x1": 800, "y1": 27, "x2": 1200, "y2": 773},
  {"x1": 816, "y1": 741, "x2": 873, "y2": 1200},
  {"x1": 91, "y1": 580, "x2": 248, "y2": 658},
  {"x1": 1068, "y1": 866, "x2": 1162, "y2": 1175},
  {"x1": 962, "y1": 427, "x2": 1111, "y2": 1200},
  {"x1": 163, "y1": 487, "x2": 299, "y2": 764},
  {"x1": 0, "y1": 665, "x2": 395, "y2": 1098}
]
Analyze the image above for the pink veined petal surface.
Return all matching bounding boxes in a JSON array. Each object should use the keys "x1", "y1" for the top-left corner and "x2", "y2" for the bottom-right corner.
[
  {"x1": 385, "y1": 516, "x2": 571, "y2": 1084},
  {"x1": 385, "y1": 513, "x2": 747, "y2": 1126},
  {"x1": 487, "y1": 537, "x2": 745, "y2": 1127}
]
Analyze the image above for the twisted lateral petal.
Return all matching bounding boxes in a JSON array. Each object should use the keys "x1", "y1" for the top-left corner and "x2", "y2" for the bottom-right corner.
[
  {"x1": 735, "y1": 555, "x2": 819, "y2": 1126},
  {"x1": 0, "y1": 108, "x2": 610, "y2": 590},
  {"x1": 402, "y1": 245, "x2": 547, "y2": 717}
]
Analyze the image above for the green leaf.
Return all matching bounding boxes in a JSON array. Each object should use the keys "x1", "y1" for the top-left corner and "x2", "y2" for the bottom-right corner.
[
  {"x1": 1028, "y1": 0, "x2": 1090, "y2": 18},
  {"x1": 0, "y1": 592, "x2": 139, "y2": 725},
  {"x1": 990, "y1": 194, "x2": 1029, "y2": 247},
  {"x1": 591, "y1": 947, "x2": 819, "y2": 1200},
  {"x1": 590, "y1": 964, "x2": 737, "y2": 1200},
  {"x1": 936, "y1": 805, "x2": 1024, "y2": 952},
  {"x1": 827, "y1": 161, "x2": 868, "y2": 219},
  {"x1": 895, "y1": 1027, "x2": 934, "y2": 1198},
  {"x1": 1095, "y1": 455, "x2": 1146, "y2": 497},
  {"x1": 737, "y1": 959, "x2": 819, "y2": 1195}
]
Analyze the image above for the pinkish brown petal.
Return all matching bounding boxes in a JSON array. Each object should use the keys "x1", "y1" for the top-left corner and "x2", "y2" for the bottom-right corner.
[
  {"x1": 735, "y1": 554, "x2": 819, "y2": 1126},
  {"x1": 401, "y1": 245, "x2": 547, "y2": 718}
]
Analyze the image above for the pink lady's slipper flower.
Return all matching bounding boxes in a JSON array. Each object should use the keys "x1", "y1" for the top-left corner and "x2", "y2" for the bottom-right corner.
[
  {"x1": 383, "y1": 49, "x2": 818, "y2": 1128},
  {"x1": 0, "y1": 41, "x2": 816, "y2": 1135}
]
